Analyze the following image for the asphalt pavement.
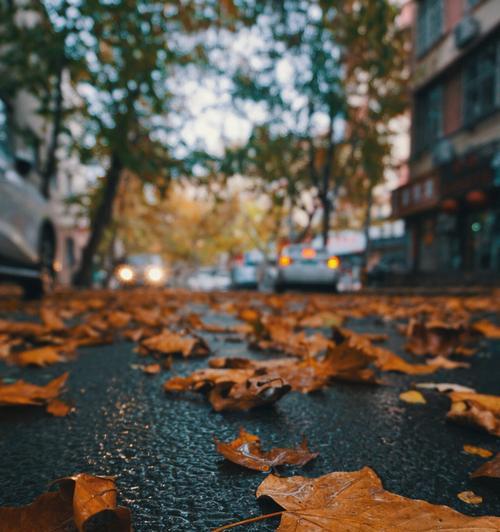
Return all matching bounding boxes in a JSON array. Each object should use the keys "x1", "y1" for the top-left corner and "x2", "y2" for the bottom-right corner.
[{"x1": 0, "y1": 291, "x2": 499, "y2": 531}]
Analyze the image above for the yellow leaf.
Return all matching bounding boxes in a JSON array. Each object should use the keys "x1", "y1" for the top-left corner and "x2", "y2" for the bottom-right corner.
[
  {"x1": 463, "y1": 445, "x2": 493, "y2": 458},
  {"x1": 399, "y1": 390, "x2": 426, "y2": 404},
  {"x1": 457, "y1": 491, "x2": 482, "y2": 505}
]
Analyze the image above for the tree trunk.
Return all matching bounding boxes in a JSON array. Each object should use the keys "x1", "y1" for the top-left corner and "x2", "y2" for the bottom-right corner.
[
  {"x1": 41, "y1": 58, "x2": 65, "y2": 199},
  {"x1": 362, "y1": 187, "x2": 374, "y2": 269},
  {"x1": 73, "y1": 154, "x2": 123, "y2": 287},
  {"x1": 321, "y1": 112, "x2": 336, "y2": 248}
]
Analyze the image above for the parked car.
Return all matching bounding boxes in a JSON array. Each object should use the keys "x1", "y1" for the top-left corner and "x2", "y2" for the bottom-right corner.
[
  {"x1": 186, "y1": 267, "x2": 231, "y2": 291},
  {"x1": 113, "y1": 253, "x2": 169, "y2": 287},
  {"x1": 230, "y1": 250, "x2": 263, "y2": 289},
  {"x1": 270, "y1": 244, "x2": 341, "y2": 292},
  {"x1": 0, "y1": 101, "x2": 56, "y2": 298}
]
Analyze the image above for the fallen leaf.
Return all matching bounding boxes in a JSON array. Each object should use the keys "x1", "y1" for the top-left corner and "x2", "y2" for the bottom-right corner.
[
  {"x1": 40, "y1": 307, "x2": 65, "y2": 330},
  {"x1": 0, "y1": 372, "x2": 68, "y2": 409},
  {"x1": 426, "y1": 356, "x2": 470, "y2": 370},
  {"x1": 0, "y1": 473, "x2": 131, "y2": 531},
  {"x1": 14, "y1": 346, "x2": 66, "y2": 367},
  {"x1": 457, "y1": 490, "x2": 483, "y2": 505},
  {"x1": 472, "y1": 319, "x2": 500, "y2": 339},
  {"x1": 164, "y1": 368, "x2": 291, "y2": 411},
  {"x1": 46, "y1": 398, "x2": 74, "y2": 417},
  {"x1": 471, "y1": 453, "x2": 500, "y2": 479},
  {"x1": 405, "y1": 319, "x2": 475, "y2": 358},
  {"x1": 332, "y1": 327, "x2": 436, "y2": 375},
  {"x1": 416, "y1": 382, "x2": 476, "y2": 393},
  {"x1": 399, "y1": 390, "x2": 426, "y2": 404},
  {"x1": 215, "y1": 428, "x2": 318, "y2": 472},
  {"x1": 142, "y1": 363, "x2": 161, "y2": 375},
  {"x1": 463, "y1": 444, "x2": 493, "y2": 458},
  {"x1": 253, "y1": 467, "x2": 500, "y2": 531},
  {"x1": 141, "y1": 329, "x2": 209, "y2": 358},
  {"x1": 447, "y1": 391, "x2": 500, "y2": 437}
]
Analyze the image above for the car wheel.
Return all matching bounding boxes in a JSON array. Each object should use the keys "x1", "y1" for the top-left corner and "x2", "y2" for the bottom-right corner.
[{"x1": 22, "y1": 229, "x2": 55, "y2": 300}]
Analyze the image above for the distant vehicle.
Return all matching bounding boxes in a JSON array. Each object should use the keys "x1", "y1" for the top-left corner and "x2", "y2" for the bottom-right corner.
[
  {"x1": 113, "y1": 253, "x2": 169, "y2": 287},
  {"x1": 268, "y1": 244, "x2": 341, "y2": 292},
  {"x1": 230, "y1": 250, "x2": 263, "y2": 289},
  {"x1": 0, "y1": 100, "x2": 56, "y2": 298},
  {"x1": 186, "y1": 267, "x2": 231, "y2": 291}
]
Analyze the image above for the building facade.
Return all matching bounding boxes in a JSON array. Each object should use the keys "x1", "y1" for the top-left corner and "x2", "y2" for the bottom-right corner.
[{"x1": 392, "y1": 0, "x2": 500, "y2": 279}]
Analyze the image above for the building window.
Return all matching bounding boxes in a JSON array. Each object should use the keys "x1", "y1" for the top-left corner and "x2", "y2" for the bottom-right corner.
[
  {"x1": 415, "y1": 84, "x2": 443, "y2": 153},
  {"x1": 0, "y1": 99, "x2": 10, "y2": 157},
  {"x1": 464, "y1": 39, "x2": 500, "y2": 125},
  {"x1": 402, "y1": 189, "x2": 410, "y2": 206},
  {"x1": 425, "y1": 179, "x2": 434, "y2": 198},
  {"x1": 417, "y1": 0, "x2": 443, "y2": 55}
]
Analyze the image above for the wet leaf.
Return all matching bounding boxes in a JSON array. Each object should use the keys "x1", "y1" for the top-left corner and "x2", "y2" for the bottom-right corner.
[
  {"x1": 416, "y1": 382, "x2": 476, "y2": 393},
  {"x1": 472, "y1": 320, "x2": 500, "y2": 339},
  {"x1": 164, "y1": 368, "x2": 290, "y2": 411},
  {"x1": 457, "y1": 490, "x2": 482, "y2": 505},
  {"x1": 215, "y1": 428, "x2": 318, "y2": 471},
  {"x1": 0, "y1": 473, "x2": 131, "y2": 531},
  {"x1": 405, "y1": 319, "x2": 475, "y2": 358},
  {"x1": 471, "y1": 453, "x2": 500, "y2": 479},
  {"x1": 46, "y1": 398, "x2": 74, "y2": 417},
  {"x1": 463, "y1": 444, "x2": 493, "y2": 458},
  {"x1": 426, "y1": 356, "x2": 470, "y2": 370},
  {"x1": 447, "y1": 391, "x2": 500, "y2": 436},
  {"x1": 140, "y1": 329, "x2": 209, "y2": 358},
  {"x1": 40, "y1": 307, "x2": 65, "y2": 330},
  {"x1": 0, "y1": 372, "x2": 68, "y2": 410},
  {"x1": 399, "y1": 390, "x2": 426, "y2": 404},
  {"x1": 14, "y1": 346, "x2": 67, "y2": 367},
  {"x1": 254, "y1": 467, "x2": 500, "y2": 531}
]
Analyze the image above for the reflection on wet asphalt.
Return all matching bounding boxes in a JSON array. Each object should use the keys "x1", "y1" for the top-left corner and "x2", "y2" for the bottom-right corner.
[{"x1": 0, "y1": 303, "x2": 499, "y2": 531}]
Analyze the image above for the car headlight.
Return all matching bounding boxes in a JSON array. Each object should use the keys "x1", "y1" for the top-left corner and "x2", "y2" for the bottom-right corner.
[
  {"x1": 145, "y1": 265, "x2": 165, "y2": 284},
  {"x1": 116, "y1": 265, "x2": 135, "y2": 282}
]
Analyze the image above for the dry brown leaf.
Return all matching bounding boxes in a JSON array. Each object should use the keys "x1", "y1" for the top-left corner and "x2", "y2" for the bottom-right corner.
[
  {"x1": 447, "y1": 391, "x2": 500, "y2": 437},
  {"x1": 40, "y1": 307, "x2": 65, "y2": 330},
  {"x1": 399, "y1": 390, "x2": 426, "y2": 404},
  {"x1": 141, "y1": 329, "x2": 209, "y2": 358},
  {"x1": 471, "y1": 453, "x2": 500, "y2": 479},
  {"x1": 405, "y1": 319, "x2": 475, "y2": 358},
  {"x1": 426, "y1": 356, "x2": 470, "y2": 370},
  {"x1": 332, "y1": 327, "x2": 436, "y2": 375},
  {"x1": 215, "y1": 428, "x2": 318, "y2": 472},
  {"x1": 472, "y1": 319, "x2": 500, "y2": 339},
  {"x1": 457, "y1": 490, "x2": 483, "y2": 505},
  {"x1": 0, "y1": 372, "x2": 68, "y2": 409},
  {"x1": 14, "y1": 346, "x2": 66, "y2": 367},
  {"x1": 142, "y1": 363, "x2": 161, "y2": 375},
  {"x1": 164, "y1": 368, "x2": 291, "y2": 411},
  {"x1": 463, "y1": 444, "x2": 493, "y2": 458},
  {"x1": 46, "y1": 398, "x2": 74, "y2": 417},
  {"x1": 0, "y1": 473, "x2": 131, "y2": 531},
  {"x1": 253, "y1": 467, "x2": 500, "y2": 531}
]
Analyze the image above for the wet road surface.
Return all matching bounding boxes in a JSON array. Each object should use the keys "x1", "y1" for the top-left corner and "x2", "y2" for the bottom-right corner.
[{"x1": 0, "y1": 292, "x2": 499, "y2": 531}]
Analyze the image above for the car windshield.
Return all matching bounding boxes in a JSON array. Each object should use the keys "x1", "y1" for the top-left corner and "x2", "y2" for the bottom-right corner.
[
  {"x1": 128, "y1": 254, "x2": 163, "y2": 266},
  {"x1": 243, "y1": 251, "x2": 263, "y2": 266}
]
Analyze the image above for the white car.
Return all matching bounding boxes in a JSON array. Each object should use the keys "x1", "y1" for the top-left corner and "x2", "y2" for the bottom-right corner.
[
  {"x1": 186, "y1": 267, "x2": 231, "y2": 291},
  {"x1": 113, "y1": 254, "x2": 170, "y2": 287},
  {"x1": 0, "y1": 101, "x2": 56, "y2": 298},
  {"x1": 272, "y1": 244, "x2": 341, "y2": 292}
]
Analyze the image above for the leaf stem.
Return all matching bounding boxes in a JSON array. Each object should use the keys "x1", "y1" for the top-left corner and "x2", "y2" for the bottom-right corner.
[{"x1": 212, "y1": 511, "x2": 284, "y2": 531}]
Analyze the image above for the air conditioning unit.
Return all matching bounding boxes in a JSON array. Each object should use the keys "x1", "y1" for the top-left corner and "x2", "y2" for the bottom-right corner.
[
  {"x1": 433, "y1": 139, "x2": 455, "y2": 166},
  {"x1": 454, "y1": 16, "x2": 480, "y2": 49}
]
